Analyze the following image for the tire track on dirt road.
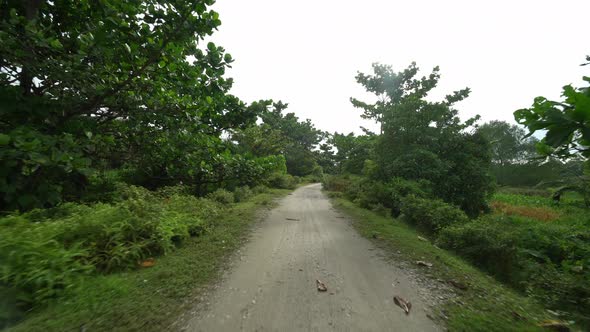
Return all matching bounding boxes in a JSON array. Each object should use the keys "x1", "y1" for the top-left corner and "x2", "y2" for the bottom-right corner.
[{"x1": 183, "y1": 183, "x2": 440, "y2": 331}]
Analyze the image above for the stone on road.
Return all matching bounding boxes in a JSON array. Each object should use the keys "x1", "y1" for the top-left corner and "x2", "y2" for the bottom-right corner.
[{"x1": 183, "y1": 183, "x2": 439, "y2": 331}]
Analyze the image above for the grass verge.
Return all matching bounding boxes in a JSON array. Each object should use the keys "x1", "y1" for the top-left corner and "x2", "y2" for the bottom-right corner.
[
  {"x1": 6, "y1": 189, "x2": 291, "y2": 332},
  {"x1": 330, "y1": 197, "x2": 552, "y2": 332}
]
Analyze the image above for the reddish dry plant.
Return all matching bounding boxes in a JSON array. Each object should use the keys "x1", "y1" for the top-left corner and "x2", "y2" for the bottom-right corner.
[{"x1": 491, "y1": 201, "x2": 560, "y2": 222}]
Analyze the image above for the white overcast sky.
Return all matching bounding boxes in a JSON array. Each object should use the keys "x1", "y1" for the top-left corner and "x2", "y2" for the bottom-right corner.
[{"x1": 211, "y1": 0, "x2": 589, "y2": 134}]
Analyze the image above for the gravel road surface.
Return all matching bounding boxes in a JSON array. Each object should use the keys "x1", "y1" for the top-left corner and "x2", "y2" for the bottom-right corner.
[{"x1": 184, "y1": 183, "x2": 439, "y2": 331}]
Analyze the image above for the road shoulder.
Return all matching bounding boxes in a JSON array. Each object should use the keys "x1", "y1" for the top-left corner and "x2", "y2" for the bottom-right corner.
[{"x1": 329, "y1": 195, "x2": 550, "y2": 331}]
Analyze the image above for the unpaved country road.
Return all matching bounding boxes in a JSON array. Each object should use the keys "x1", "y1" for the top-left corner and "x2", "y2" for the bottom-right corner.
[{"x1": 183, "y1": 183, "x2": 440, "y2": 331}]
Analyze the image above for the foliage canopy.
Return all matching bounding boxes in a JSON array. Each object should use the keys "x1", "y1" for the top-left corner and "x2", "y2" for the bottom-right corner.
[{"x1": 350, "y1": 62, "x2": 493, "y2": 216}]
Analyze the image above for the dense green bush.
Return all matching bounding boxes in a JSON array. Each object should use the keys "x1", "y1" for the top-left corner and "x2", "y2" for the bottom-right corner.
[
  {"x1": 0, "y1": 186, "x2": 223, "y2": 318},
  {"x1": 233, "y1": 186, "x2": 253, "y2": 202},
  {"x1": 323, "y1": 175, "x2": 430, "y2": 217},
  {"x1": 155, "y1": 184, "x2": 195, "y2": 199},
  {"x1": 436, "y1": 216, "x2": 520, "y2": 279},
  {"x1": 251, "y1": 185, "x2": 270, "y2": 194},
  {"x1": 305, "y1": 165, "x2": 324, "y2": 183},
  {"x1": 322, "y1": 174, "x2": 353, "y2": 192},
  {"x1": 387, "y1": 178, "x2": 431, "y2": 217},
  {"x1": 0, "y1": 215, "x2": 94, "y2": 306},
  {"x1": 400, "y1": 196, "x2": 468, "y2": 234},
  {"x1": 206, "y1": 189, "x2": 235, "y2": 204},
  {"x1": 266, "y1": 172, "x2": 297, "y2": 189},
  {"x1": 346, "y1": 179, "x2": 390, "y2": 210},
  {"x1": 437, "y1": 215, "x2": 590, "y2": 324}
]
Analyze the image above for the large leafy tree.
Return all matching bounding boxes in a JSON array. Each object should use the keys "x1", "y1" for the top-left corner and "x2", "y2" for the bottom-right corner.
[
  {"x1": 0, "y1": 0, "x2": 260, "y2": 210},
  {"x1": 476, "y1": 120, "x2": 538, "y2": 165},
  {"x1": 330, "y1": 132, "x2": 376, "y2": 175},
  {"x1": 235, "y1": 101, "x2": 323, "y2": 176},
  {"x1": 352, "y1": 63, "x2": 493, "y2": 216}
]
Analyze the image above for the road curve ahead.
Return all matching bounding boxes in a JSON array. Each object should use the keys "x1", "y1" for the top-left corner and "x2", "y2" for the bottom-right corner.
[{"x1": 184, "y1": 183, "x2": 439, "y2": 331}]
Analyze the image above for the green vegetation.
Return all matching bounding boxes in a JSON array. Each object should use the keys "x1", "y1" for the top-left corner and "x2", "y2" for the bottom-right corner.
[
  {"x1": 515, "y1": 57, "x2": 590, "y2": 161},
  {"x1": 329, "y1": 62, "x2": 494, "y2": 218},
  {"x1": 438, "y1": 191, "x2": 590, "y2": 325},
  {"x1": 321, "y1": 57, "x2": 590, "y2": 329},
  {"x1": 1, "y1": 0, "x2": 588, "y2": 330},
  {"x1": 0, "y1": 1, "x2": 325, "y2": 212},
  {"x1": 3, "y1": 188, "x2": 290, "y2": 332},
  {"x1": 400, "y1": 196, "x2": 468, "y2": 235},
  {"x1": 324, "y1": 173, "x2": 590, "y2": 329},
  {"x1": 0, "y1": 1, "x2": 322, "y2": 329},
  {"x1": 331, "y1": 198, "x2": 549, "y2": 331}
]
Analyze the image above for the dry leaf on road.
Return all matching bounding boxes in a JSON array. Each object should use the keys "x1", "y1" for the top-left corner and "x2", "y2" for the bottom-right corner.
[
  {"x1": 416, "y1": 260, "x2": 433, "y2": 268},
  {"x1": 393, "y1": 295, "x2": 412, "y2": 315},
  {"x1": 316, "y1": 279, "x2": 328, "y2": 292}
]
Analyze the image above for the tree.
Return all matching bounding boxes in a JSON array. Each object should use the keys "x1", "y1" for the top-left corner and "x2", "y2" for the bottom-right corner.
[
  {"x1": 250, "y1": 101, "x2": 323, "y2": 176},
  {"x1": 352, "y1": 63, "x2": 493, "y2": 217},
  {"x1": 0, "y1": 0, "x2": 259, "y2": 210},
  {"x1": 476, "y1": 121, "x2": 538, "y2": 165},
  {"x1": 314, "y1": 140, "x2": 337, "y2": 175},
  {"x1": 330, "y1": 133, "x2": 376, "y2": 175}
]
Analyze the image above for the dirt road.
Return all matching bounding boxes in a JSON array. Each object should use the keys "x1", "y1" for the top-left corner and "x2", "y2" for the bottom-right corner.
[{"x1": 183, "y1": 183, "x2": 439, "y2": 331}]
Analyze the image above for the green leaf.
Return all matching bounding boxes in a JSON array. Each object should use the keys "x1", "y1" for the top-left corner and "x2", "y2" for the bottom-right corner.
[
  {"x1": 0, "y1": 134, "x2": 10, "y2": 146},
  {"x1": 50, "y1": 39, "x2": 63, "y2": 49},
  {"x1": 535, "y1": 141, "x2": 554, "y2": 156},
  {"x1": 545, "y1": 125, "x2": 575, "y2": 147}
]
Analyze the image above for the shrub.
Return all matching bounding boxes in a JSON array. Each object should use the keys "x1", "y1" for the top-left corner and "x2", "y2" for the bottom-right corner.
[
  {"x1": 326, "y1": 191, "x2": 344, "y2": 199},
  {"x1": 251, "y1": 185, "x2": 269, "y2": 194},
  {"x1": 436, "y1": 216, "x2": 520, "y2": 280},
  {"x1": 233, "y1": 186, "x2": 253, "y2": 202},
  {"x1": 370, "y1": 203, "x2": 390, "y2": 217},
  {"x1": 400, "y1": 196, "x2": 468, "y2": 234},
  {"x1": 321, "y1": 174, "x2": 352, "y2": 192},
  {"x1": 386, "y1": 178, "x2": 431, "y2": 217},
  {"x1": 206, "y1": 189, "x2": 235, "y2": 204},
  {"x1": 0, "y1": 215, "x2": 94, "y2": 307},
  {"x1": 437, "y1": 215, "x2": 590, "y2": 325},
  {"x1": 155, "y1": 184, "x2": 194, "y2": 198},
  {"x1": 266, "y1": 173, "x2": 297, "y2": 189},
  {"x1": 58, "y1": 203, "x2": 163, "y2": 271},
  {"x1": 352, "y1": 180, "x2": 391, "y2": 210},
  {"x1": 305, "y1": 165, "x2": 324, "y2": 183},
  {"x1": 327, "y1": 176, "x2": 430, "y2": 217},
  {"x1": 0, "y1": 187, "x2": 222, "y2": 318},
  {"x1": 164, "y1": 194, "x2": 220, "y2": 226},
  {"x1": 80, "y1": 170, "x2": 123, "y2": 203}
]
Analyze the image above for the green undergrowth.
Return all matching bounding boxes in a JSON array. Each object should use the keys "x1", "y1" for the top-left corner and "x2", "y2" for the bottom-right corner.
[
  {"x1": 330, "y1": 197, "x2": 551, "y2": 332},
  {"x1": 4, "y1": 189, "x2": 290, "y2": 332}
]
